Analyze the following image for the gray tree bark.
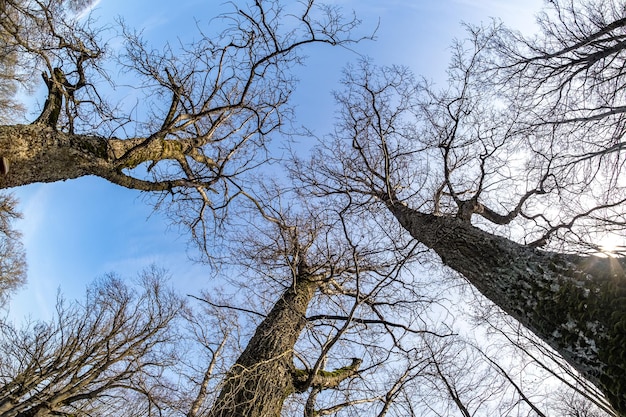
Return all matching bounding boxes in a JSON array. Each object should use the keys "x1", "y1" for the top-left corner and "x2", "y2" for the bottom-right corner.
[
  {"x1": 386, "y1": 202, "x2": 626, "y2": 416},
  {"x1": 207, "y1": 263, "x2": 361, "y2": 417},
  {"x1": 0, "y1": 124, "x2": 216, "y2": 191},
  {"x1": 207, "y1": 271, "x2": 317, "y2": 417}
]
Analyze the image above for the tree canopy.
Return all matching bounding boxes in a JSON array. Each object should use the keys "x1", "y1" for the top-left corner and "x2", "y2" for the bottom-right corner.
[
  {"x1": 2, "y1": 0, "x2": 626, "y2": 416},
  {"x1": 297, "y1": 2, "x2": 626, "y2": 413}
]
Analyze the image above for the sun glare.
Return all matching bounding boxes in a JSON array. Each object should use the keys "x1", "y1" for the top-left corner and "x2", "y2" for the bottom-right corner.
[{"x1": 598, "y1": 233, "x2": 626, "y2": 256}]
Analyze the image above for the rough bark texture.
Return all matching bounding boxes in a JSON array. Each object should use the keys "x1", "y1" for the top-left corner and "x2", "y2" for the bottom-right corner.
[
  {"x1": 0, "y1": 124, "x2": 102, "y2": 187},
  {"x1": 387, "y1": 203, "x2": 626, "y2": 415},
  {"x1": 32, "y1": 68, "x2": 65, "y2": 128},
  {"x1": 207, "y1": 267, "x2": 318, "y2": 417},
  {"x1": 207, "y1": 262, "x2": 364, "y2": 417},
  {"x1": 0, "y1": 124, "x2": 215, "y2": 191}
]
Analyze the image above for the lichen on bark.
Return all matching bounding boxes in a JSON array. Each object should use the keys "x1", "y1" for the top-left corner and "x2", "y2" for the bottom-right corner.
[{"x1": 386, "y1": 202, "x2": 626, "y2": 415}]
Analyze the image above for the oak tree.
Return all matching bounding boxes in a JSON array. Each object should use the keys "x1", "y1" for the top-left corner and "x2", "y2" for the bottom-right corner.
[
  {"x1": 190, "y1": 194, "x2": 435, "y2": 417},
  {"x1": 0, "y1": 196, "x2": 451, "y2": 417},
  {"x1": 299, "y1": 1, "x2": 626, "y2": 412},
  {"x1": 4, "y1": 0, "x2": 626, "y2": 415},
  {"x1": 0, "y1": 268, "x2": 183, "y2": 417},
  {"x1": 0, "y1": 0, "x2": 365, "y2": 253}
]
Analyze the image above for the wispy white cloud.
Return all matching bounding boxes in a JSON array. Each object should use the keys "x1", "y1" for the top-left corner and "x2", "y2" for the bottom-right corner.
[
  {"x1": 17, "y1": 185, "x2": 49, "y2": 249},
  {"x1": 75, "y1": 0, "x2": 103, "y2": 21},
  {"x1": 452, "y1": 0, "x2": 542, "y2": 29}
]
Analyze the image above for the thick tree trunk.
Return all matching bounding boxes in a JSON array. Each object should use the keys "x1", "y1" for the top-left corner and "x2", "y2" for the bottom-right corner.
[
  {"x1": 207, "y1": 269, "x2": 318, "y2": 417},
  {"x1": 387, "y1": 203, "x2": 626, "y2": 415},
  {"x1": 207, "y1": 264, "x2": 363, "y2": 417},
  {"x1": 0, "y1": 124, "x2": 216, "y2": 191},
  {"x1": 0, "y1": 124, "x2": 106, "y2": 188}
]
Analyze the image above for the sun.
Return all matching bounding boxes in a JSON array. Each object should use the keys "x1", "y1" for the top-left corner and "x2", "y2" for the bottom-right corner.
[{"x1": 597, "y1": 232, "x2": 626, "y2": 256}]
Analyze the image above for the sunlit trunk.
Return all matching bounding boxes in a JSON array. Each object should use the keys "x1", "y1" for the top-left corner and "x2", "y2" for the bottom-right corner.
[
  {"x1": 207, "y1": 272, "x2": 318, "y2": 417},
  {"x1": 0, "y1": 124, "x2": 202, "y2": 191},
  {"x1": 387, "y1": 203, "x2": 626, "y2": 416}
]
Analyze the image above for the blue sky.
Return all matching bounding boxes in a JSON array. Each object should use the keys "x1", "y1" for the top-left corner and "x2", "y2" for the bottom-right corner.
[{"x1": 6, "y1": 0, "x2": 542, "y2": 321}]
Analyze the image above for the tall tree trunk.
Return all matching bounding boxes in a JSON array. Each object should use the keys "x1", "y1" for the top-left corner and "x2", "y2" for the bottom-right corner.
[
  {"x1": 387, "y1": 203, "x2": 626, "y2": 416},
  {"x1": 207, "y1": 267, "x2": 318, "y2": 417}
]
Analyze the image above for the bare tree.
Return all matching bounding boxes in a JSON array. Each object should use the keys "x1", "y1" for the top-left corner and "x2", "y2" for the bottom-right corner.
[
  {"x1": 0, "y1": 0, "x2": 367, "y2": 255},
  {"x1": 0, "y1": 13, "x2": 23, "y2": 124},
  {"x1": 0, "y1": 193, "x2": 25, "y2": 307},
  {"x1": 0, "y1": 267, "x2": 183, "y2": 417},
  {"x1": 299, "y1": 8, "x2": 626, "y2": 411},
  {"x1": 0, "y1": 0, "x2": 95, "y2": 122},
  {"x1": 1, "y1": 192, "x2": 609, "y2": 417},
  {"x1": 481, "y1": 0, "x2": 626, "y2": 253},
  {"x1": 69, "y1": 187, "x2": 452, "y2": 417},
  {"x1": 192, "y1": 191, "x2": 439, "y2": 417},
  {"x1": 552, "y1": 389, "x2": 610, "y2": 417},
  {"x1": 6, "y1": 0, "x2": 626, "y2": 415},
  {"x1": 462, "y1": 289, "x2": 617, "y2": 417},
  {"x1": 197, "y1": 186, "x2": 611, "y2": 417}
]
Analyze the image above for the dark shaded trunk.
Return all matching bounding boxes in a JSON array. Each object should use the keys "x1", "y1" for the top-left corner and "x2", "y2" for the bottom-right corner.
[
  {"x1": 207, "y1": 270, "x2": 318, "y2": 417},
  {"x1": 387, "y1": 203, "x2": 626, "y2": 416},
  {"x1": 32, "y1": 68, "x2": 65, "y2": 128}
]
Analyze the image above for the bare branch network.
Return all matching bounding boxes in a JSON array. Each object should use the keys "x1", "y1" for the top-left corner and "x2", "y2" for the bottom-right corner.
[{"x1": 1, "y1": 0, "x2": 626, "y2": 416}]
